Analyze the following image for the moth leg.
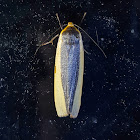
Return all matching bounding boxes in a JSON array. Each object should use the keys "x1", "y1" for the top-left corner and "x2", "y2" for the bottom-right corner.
[
  {"x1": 40, "y1": 34, "x2": 59, "y2": 46},
  {"x1": 84, "y1": 48, "x2": 91, "y2": 55},
  {"x1": 34, "y1": 34, "x2": 59, "y2": 56}
]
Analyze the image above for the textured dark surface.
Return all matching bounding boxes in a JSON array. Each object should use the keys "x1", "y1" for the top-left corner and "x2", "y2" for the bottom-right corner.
[
  {"x1": 61, "y1": 27, "x2": 80, "y2": 113},
  {"x1": 0, "y1": 0, "x2": 140, "y2": 140}
]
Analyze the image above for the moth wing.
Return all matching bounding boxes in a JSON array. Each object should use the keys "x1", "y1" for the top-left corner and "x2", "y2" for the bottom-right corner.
[
  {"x1": 54, "y1": 35, "x2": 68, "y2": 117},
  {"x1": 70, "y1": 35, "x2": 84, "y2": 118},
  {"x1": 54, "y1": 30, "x2": 84, "y2": 118}
]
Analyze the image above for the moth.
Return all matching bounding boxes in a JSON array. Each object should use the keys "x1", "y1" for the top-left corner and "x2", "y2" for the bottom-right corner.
[{"x1": 35, "y1": 13, "x2": 106, "y2": 118}]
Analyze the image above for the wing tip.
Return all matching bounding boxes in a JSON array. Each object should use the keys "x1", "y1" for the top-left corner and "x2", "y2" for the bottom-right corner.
[
  {"x1": 56, "y1": 110, "x2": 69, "y2": 117},
  {"x1": 70, "y1": 114, "x2": 77, "y2": 119},
  {"x1": 57, "y1": 112, "x2": 78, "y2": 118},
  {"x1": 57, "y1": 114, "x2": 69, "y2": 117}
]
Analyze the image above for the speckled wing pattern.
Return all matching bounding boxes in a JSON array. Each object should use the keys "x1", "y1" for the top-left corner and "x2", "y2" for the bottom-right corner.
[
  {"x1": 61, "y1": 31, "x2": 80, "y2": 114},
  {"x1": 54, "y1": 26, "x2": 84, "y2": 118}
]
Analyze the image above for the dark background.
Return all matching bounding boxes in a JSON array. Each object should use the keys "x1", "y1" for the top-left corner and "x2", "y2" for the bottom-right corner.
[{"x1": 0, "y1": 0, "x2": 140, "y2": 140}]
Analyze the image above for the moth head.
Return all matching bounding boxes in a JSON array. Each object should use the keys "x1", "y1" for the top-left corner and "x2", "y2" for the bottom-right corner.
[{"x1": 67, "y1": 22, "x2": 74, "y2": 27}]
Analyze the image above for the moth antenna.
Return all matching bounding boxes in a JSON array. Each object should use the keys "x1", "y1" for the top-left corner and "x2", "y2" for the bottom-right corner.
[
  {"x1": 79, "y1": 12, "x2": 87, "y2": 26},
  {"x1": 74, "y1": 24, "x2": 107, "y2": 58},
  {"x1": 95, "y1": 27, "x2": 99, "y2": 45},
  {"x1": 56, "y1": 13, "x2": 63, "y2": 30}
]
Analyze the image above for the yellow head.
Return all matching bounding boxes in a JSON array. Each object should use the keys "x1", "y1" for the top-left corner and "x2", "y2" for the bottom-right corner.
[
  {"x1": 67, "y1": 22, "x2": 74, "y2": 27},
  {"x1": 61, "y1": 22, "x2": 80, "y2": 34}
]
